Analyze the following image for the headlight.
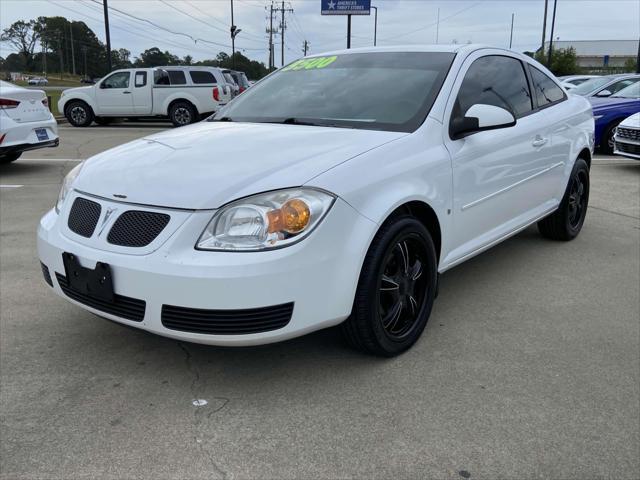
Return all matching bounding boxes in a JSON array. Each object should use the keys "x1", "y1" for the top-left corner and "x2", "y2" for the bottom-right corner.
[
  {"x1": 196, "y1": 188, "x2": 335, "y2": 251},
  {"x1": 55, "y1": 162, "x2": 83, "y2": 213}
]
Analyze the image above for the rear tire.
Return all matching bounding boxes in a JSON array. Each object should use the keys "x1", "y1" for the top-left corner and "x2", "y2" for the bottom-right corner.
[
  {"x1": 0, "y1": 152, "x2": 22, "y2": 164},
  {"x1": 537, "y1": 158, "x2": 590, "y2": 241},
  {"x1": 169, "y1": 101, "x2": 197, "y2": 127},
  {"x1": 342, "y1": 215, "x2": 438, "y2": 357},
  {"x1": 65, "y1": 100, "x2": 94, "y2": 127}
]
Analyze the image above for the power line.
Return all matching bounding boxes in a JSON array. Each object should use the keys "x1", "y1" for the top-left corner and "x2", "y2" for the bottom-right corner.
[
  {"x1": 379, "y1": 2, "x2": 480, "y2": 42},
  {"x1": 182, "y1": 0, "x2": 268, "y2": 43}
]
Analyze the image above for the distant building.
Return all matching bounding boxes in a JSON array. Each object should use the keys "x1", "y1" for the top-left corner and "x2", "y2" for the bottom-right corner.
[{"x1": 543, "y1": 40, "x2": 639, "y2": 68}]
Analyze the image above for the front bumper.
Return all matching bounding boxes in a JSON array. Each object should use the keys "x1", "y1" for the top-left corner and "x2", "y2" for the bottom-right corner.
[
  {"x1": 37, "y1": 194, "x2": 377, "y2": 346},
  {"x1": 613, "y1": 137, "x2": 640, "y2": 160}
]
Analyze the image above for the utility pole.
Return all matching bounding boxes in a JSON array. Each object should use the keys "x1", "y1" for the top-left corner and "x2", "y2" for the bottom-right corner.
[
  {"x1": 541, "y1": 0, "x2": 548, "y2": 58},
  {"x1": 103, "y1": 0, "x2": 112, "y2": 72},
  {"x1": 273, "y1": 2, "x2": 293, "y2": 66},
  {"x1": 82, "y1": 46, "x2": 88, "y2": 77},
  {"x1": 302, "y1": 40, "x2": 308, "y2": 56},
  {"x1": 347, "y1": 15, "x2": 352, "y2": 48},
  {"x1": 372, "y1": 6, "x2": 378, "y2": 46},
  {"x1": 509, "y1": 13, "x2": 514, "y2": 49},
  {"x1": 266, "y1": 2, "x2": 277, "y2": 70},
  {"x1": 69, "y1": 23, "x2": 76, "y2": 75},
  {"x1": 231, "y1": 0, "x2": 235, "y2": 68},
  {"x1": 435, "y1": 7, "x2": 440, "y2": 44},
  {"x1": 42, "y1": 39, "x2": 47, "y2": 76},
  {"x1": 58, "y1": 34, "x2": 64, "y2": 80},
  {"x1": 547, "y1": 0, "x2": 557, "y2": 68}
]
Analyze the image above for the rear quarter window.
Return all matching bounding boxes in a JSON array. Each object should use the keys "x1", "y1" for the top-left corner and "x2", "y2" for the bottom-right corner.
[
  {"x1": 167, "y1": 70, "x2": 187, "y2": 85},
  {"x1": 189, "y1": 71, "x2": 216, "y2": 84},
  {"x1": 530, "y1": 66, "x2": 566, "y2": 108}
]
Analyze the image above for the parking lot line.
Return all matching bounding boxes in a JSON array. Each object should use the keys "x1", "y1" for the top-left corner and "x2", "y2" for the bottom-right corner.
[{"x1": 19, "y1": 158, "x2": 83, "y2": 162}]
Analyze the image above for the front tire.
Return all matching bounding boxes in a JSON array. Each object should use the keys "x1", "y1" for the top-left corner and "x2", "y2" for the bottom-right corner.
[
  {"x1": 169, "y1": 101, "x2": 197, "y2": 127},
  {"x1": 0, "y1": 152, "x2": 22, "y2": 164},
  {"x1": 65, "y1": 101, "x2": 94, "y2": 127},
  {"x1": 342, "y1": 215, "x2": 438, "y2": 357},
  {"x1": 537, "y1": 158, "x2": 590, "y2": 241},
  {"x1": 600, "y1": 120, "x2": 622, "y2": 155}
]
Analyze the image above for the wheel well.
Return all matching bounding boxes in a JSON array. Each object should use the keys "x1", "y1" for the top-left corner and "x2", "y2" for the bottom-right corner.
[
  {"x1": 65, "y1": 99, "x2": 92, "y2": 115},
  {"x1": 389, "y1": 201, "x2": 442, "y2": 264},
  {"x1": 579, "y1": 148, "x2": 591, "y2": 167},
  {"x1": 168, "y1": 99, "x2": 198, "y2": 116}
]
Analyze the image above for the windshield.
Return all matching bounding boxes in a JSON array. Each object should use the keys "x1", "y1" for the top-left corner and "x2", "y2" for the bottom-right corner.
[
  {"x1": 611, "y1": 82, "x2": 640, "y2": 99},
  {"x1": 571, "y1": 76, "x2": 612, "y2": 95},
  {"x1": 210, "y1": 52, "x2": 455, "y2": 132}
]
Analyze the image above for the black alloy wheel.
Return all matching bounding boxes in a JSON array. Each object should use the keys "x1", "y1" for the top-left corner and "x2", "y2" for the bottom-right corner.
[{"x1": 343, "y1": 215, "x2": 438, "y2": 356}]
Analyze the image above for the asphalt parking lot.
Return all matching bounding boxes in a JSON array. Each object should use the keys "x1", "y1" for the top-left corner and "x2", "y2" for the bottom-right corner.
[{"x1": 1, "y1": 124, "x2": 639, "y2": 479}]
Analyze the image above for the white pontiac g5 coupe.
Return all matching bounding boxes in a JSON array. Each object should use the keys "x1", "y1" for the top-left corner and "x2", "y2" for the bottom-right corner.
[{"x1": 38, "y1": 45, "x2": 594, "y2": 356}]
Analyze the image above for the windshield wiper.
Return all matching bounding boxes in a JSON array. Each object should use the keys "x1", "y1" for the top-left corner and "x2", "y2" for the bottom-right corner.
[{"x1": 280, "y1": 117, "x2": 322, "y2": 126}]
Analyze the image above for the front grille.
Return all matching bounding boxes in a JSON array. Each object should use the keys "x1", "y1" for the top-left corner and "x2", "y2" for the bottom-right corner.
[
  {"x1": 56, "y1": 273, "x2": 146, "y2": 321},
  {"x1": 41, "y1": 262, "x2": 53, "y2": 287},
  {"x1": 107, "y1": 211, "x2": 170, "y2": 247},
  {"x1": 615, "y1": 141, "x2": 640, "y2": 155},
  {"x1": 161, "y1": 302, "x2": 294, "y2": 335},
  {"x1": 68, "y1": 197, "x2": 101, "y2": 238},
  {"x1": 616, "y1": 127, "x2": 640, "y2": 141}
]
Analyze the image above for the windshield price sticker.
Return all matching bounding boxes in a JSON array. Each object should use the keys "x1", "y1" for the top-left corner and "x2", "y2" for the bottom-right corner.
[{"x1": 282, "y1": 56, "x2": 338, "y2": 71}]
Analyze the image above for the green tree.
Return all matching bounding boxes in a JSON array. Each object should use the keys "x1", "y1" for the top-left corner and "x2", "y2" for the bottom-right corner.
[
  {"x1": 183, "y1": 54, "x2": 193, "y2": 65},
  {"x1": 623, "y1": 57, "x2": 638, "y2": 73},
  {"x1": 534, "y1": 47, "x2": 579, "y2": 76},
  {"x1": 112, "y1": 48, "x2": 132, "y2": 70},
  {"x1": 134, "y1": 47, "x2": 180, "y2": 67},
  {"x1": 1, "y1": 20, "x2": 40, "y2": 71}
]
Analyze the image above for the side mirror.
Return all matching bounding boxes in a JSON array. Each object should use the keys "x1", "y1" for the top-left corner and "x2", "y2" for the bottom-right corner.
[
  {"x1": 450, "y1": 104, "x2": 516, "y2": 140},
  {"x1": 99, "y1": 82, "x2": 107, "y2": 89},
  {"x1": 595, "y1": 89, "x2": 612, "y2": 97}
]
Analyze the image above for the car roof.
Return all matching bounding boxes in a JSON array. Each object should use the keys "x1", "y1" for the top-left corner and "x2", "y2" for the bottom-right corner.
[{"x1": 306, "y1": 43, "x2": 496, "y2": 57}]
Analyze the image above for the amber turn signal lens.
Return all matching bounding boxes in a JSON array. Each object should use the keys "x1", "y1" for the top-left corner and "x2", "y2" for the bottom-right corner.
[{"x1": 267, "y1": 198, "x2": 311, "y2": 234}]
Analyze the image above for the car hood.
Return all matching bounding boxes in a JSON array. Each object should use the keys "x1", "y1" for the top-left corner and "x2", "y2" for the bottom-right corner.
[
  {"x1": 589, "y1": 96, "x2": 640, "y2": 112},
  {"x1": 74, "y1": 121, "x2": 406, "y2": 209},
  {"x1": 63, "y1": 85, "x2": 94, "y2": 96}
]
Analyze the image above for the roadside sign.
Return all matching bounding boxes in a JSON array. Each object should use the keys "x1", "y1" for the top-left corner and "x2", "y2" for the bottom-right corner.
[{"x1": 321, "y1": 0, "x2": 371, "y2": 15}]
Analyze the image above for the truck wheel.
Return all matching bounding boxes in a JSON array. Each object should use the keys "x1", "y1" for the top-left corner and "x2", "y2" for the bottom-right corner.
[
  {"x1": 0, "y1": 152, "x2": 22, "y2": 164},
  {"x1": 65, "y1": 101, "x2": 94, "y2": 127},
  {"x1": 169, "y1": 101, "x2": 197, "y2": 127},
  {"x1": 94, "y1": 117, "x2": 115, "y2": 126}
]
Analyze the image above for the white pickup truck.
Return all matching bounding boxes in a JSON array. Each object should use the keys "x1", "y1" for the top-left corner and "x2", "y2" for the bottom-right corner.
[{"x1": 58, "y1": 66, "x2": 232, "y2": 127}]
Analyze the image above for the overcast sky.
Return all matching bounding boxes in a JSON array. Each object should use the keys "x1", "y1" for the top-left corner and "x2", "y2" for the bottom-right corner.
[{"x1": 1, "y1": 0, "x2": 638, "y2": 66}]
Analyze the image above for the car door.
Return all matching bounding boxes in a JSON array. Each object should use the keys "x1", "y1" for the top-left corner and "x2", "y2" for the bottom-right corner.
[
  {"x1": 95, "y1": 71, "x2": 134, "y2": 114},
  {"x1": 131, "y1": 70, "x2": 152, "y2": 114},
  {"x1": 443, "y1": 53, "x2": 552, "y2": 263},
  {"x1": 527, "y1": 65, "x2": 572, "y2": 202}
]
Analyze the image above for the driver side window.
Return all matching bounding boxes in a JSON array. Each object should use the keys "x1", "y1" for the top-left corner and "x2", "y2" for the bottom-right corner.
[
  {"x1": 453, "y1": 55, "x2": 533, "y2": 122},
  {"x1": 102, "y1": 72, "x2": 130, "y2": 89}
]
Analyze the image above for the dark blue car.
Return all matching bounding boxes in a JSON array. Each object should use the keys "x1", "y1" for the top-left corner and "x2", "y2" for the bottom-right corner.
[{"x1": 589, "y1": 82, "x2": 640, "y2": 154}]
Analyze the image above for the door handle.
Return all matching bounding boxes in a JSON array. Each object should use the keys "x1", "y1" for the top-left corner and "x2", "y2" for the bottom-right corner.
[
  {"x1": 123, "y1": 91, "x2": 131, "y2": 94},
  {"x1": 532, "y1": 136, "x2": 548, "y2": 147}
]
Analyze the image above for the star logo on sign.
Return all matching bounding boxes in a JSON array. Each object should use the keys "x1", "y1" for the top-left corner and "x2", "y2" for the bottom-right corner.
[{"x1": 327, "y1": 0, "x2": 336, "y2": 9}]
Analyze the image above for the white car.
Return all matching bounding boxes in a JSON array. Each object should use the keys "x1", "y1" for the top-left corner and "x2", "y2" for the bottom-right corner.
[
  {"x1": 559, "y1": 75, "x2": 598, "y2": 90},
  {"x1": 613, "y1": 112, "x2": 640, "y2": 159},
  {"x1": 38, "y1": 45, "x2": 594, "y2": 356},
  {"x1": 0, "y1": 80, "x2": 59, "y2": 164},
  {"x1": 28, "y1": 77, "x2": 49, "y2": 86},
  {"x1": 58, "y1": 66, "x2": 233, "y2": 127}
]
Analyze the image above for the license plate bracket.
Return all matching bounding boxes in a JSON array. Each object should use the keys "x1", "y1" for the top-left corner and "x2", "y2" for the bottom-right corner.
[
  {"x1": 35, "y1": 128, "x2": 49, "y2": 141},
  {"x1": 62, "y1": 252, "x2": 114, "y2": 302}
]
